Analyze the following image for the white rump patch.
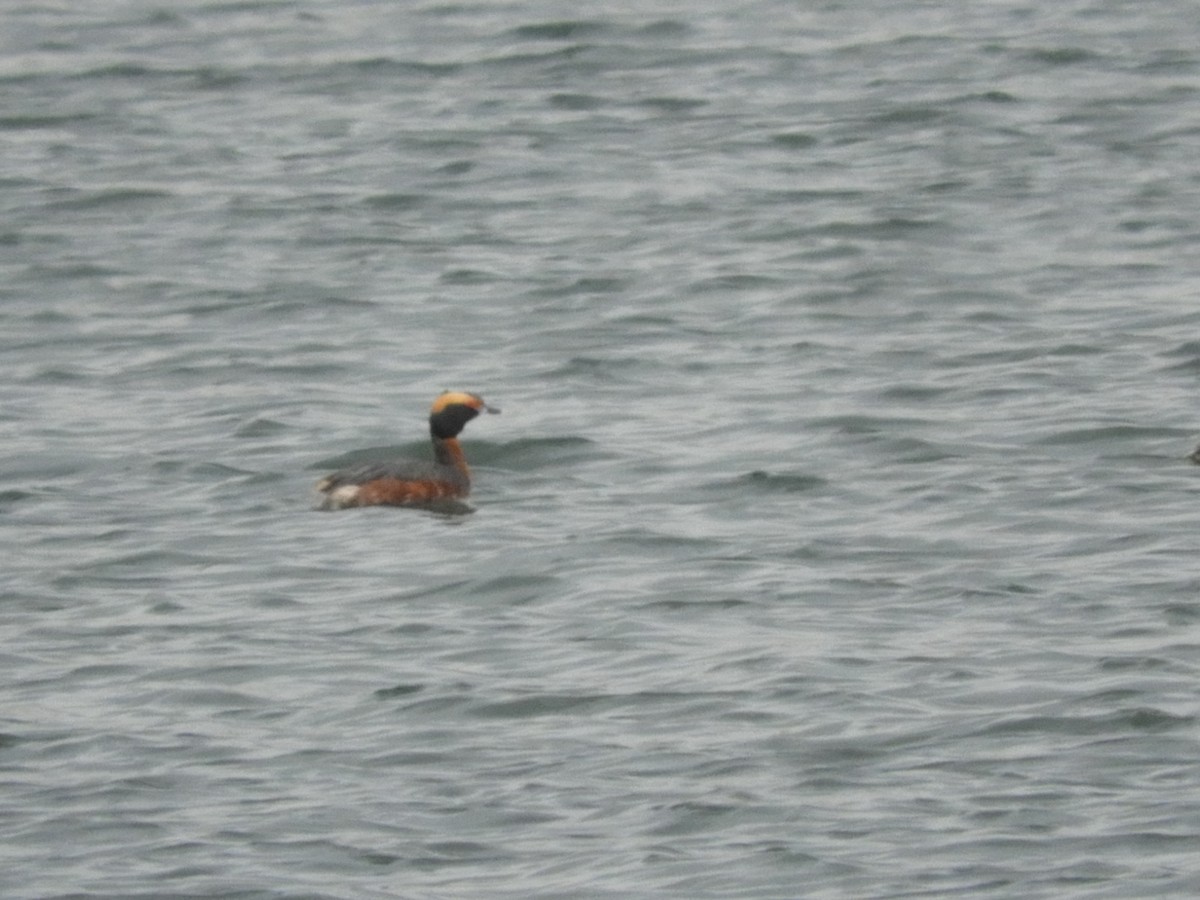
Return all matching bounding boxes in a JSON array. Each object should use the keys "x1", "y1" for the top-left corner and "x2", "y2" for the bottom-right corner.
[{"x1": 318, "y1": 483, "x2": 361, "y2": 510}]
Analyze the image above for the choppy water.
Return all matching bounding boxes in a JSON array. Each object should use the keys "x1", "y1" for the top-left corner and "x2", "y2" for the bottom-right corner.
[{"x1": 3, "y1": 1, "x2": 1200, "y2": 897}]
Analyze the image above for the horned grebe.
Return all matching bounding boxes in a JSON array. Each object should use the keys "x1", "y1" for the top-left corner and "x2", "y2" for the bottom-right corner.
[{"x1": 316, "y1": 390, "x2": 499, "y2": 510}]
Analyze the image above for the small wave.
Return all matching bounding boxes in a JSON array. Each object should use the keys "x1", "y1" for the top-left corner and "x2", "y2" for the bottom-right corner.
[
  {"x1": 687, "y1": 273, "x2": 783, "y2": 294},
  {"x1": 311, "y1": 443, "x2": 429, "y2": 471},
  {"x1": 360, "y1": 192, "x2": 427, "y2": 211},
  {"x1": 878, "y1": 383, "x2": 952, "y2": 402},
  {"x1": 770, "y1": 131, "x2": 819, "y2": 149},
  {"x1": 1034, "y1": 424, "x2": 1182, "y2": 446},
  {"x1": 508, "y1": 21, "x2": 612, "y2": 41},
  {"x1": 233, "y1": 418, "x2": 289, "y2": 439},
  {"x1": 810, "y1": 217, "x2": 943, "y2": 240},
  {"x1": 0, "y1": 113, "x2": 98, "y2": 130},
  {"x1": 1024, "y1": 46, "x2": 1101, "y2": 66},
  {"x1": 0, "y1": 488, "x2": 35, "y2": 508},
  {"x1": 472, "y1": 692, "x2": 611, "y2": 719},
  {"x1": 730, "y1": 471, "x2": 828, "y2": 493},
  {"x1": 483, "y1": 436, "x2": 603, "y2": 469},
  {"x1": 550, "y1": 92, "x2": 607, "y2": 111},
  {"x1": 44, "y1": 188, "x2": 174, "y2": 211},
  {"x1": 374, "y1": 683, "x2": 425, "y2": 700},
  {"x1": 637, "y1": 96, "x2": 708, "y2": 114},
  {"x1": 347, "y1": 57, "x2": 461, "y2": 78},
  {"x1": 977, "y1": 707, "x2": 1192, "y2": 737},
  {"x1": 439, "y1": 268, "x2": 501, "y2": 285},
  {"x1": 808, "y1": 413, "x2": 932, "y2": 434}
]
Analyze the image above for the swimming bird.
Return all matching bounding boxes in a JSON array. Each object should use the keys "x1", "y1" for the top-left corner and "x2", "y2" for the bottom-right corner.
[{"x1": 316, "y1": 390, "x2": 499, "y2": 509}]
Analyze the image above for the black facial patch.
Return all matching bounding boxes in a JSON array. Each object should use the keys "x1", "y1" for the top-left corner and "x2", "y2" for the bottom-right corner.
[{"x1": 429, "y1": 403, "x2": 481, "y2": 439}]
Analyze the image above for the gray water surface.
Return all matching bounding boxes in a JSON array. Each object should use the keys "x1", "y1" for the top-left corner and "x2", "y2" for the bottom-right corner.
[{"x1": 2, "y1": 1, "x2": 1199, "y2": 897}]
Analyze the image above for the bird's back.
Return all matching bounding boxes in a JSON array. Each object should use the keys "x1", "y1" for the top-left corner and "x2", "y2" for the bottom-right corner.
[{"x1": 316, "y1": 457, "x2": 467, "y2": 509}]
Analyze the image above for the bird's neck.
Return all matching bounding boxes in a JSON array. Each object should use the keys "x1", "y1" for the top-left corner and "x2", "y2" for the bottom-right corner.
[{"x1": 433, "y1": 436, "x2": 470, "y2": 480}]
